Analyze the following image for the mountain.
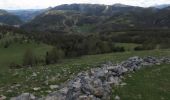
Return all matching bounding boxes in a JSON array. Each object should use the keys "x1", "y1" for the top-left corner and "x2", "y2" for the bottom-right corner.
[
  {"x1": 22, "y1": 9, "x2": 105, "y2": 33},
  {"x1": 7, "y1": 9, "x2": 45, "y2": 22},
  {"x1": 153, "y1": 4, "x2": 170, "y2": 9},
  {"x1": 0, "y1": 9, "x2": 23, "y2": 25},
  {"x1": 22, "y1": 4, "x2": 142, "y2": 33},
  {"x1": 52, "y1": 4, "x2": 142, "y2": 16},
  {"x1": 22, "y1": 4, "x2": 170, "y2": 34},
  {"x1": 95, "y1": 7, "x2": 170, "y2": 32}
]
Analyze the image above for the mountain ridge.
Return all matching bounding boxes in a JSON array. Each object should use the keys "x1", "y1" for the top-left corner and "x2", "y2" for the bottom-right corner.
[
  {"x1": 21, "y1": 3, "x2": 170, "y2": 34},
  {"x1": 0, "y1": 9, "x2": 23, "y2": 25}
]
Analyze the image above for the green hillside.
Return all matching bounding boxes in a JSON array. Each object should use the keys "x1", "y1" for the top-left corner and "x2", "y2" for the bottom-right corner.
[
  {"x1": 0, "y1": 42, "x2": 52, "y2": 71},
  {"x1": 0, "y1": 10, "x2": 22, "y2": 25},
  {"x1": 0, "y1": 49, "x2": 169, "y2": 98}
]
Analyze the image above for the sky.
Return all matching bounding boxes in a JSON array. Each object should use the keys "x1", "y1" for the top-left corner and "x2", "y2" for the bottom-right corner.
[{"x1": 0, "y1": 0, "x2": 170, "y2": 10}]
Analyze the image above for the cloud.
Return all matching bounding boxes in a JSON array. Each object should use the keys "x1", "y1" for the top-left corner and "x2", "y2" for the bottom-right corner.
[{"x1": 0, "y1": 0, "x2": 170, "y2": 9}]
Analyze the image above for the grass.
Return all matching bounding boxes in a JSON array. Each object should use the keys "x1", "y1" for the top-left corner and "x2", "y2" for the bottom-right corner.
[
  {"x1": 115, "y1": 43, "x2": 140, "y2": 51},
  {"x1": 0, "y1": 42, "x2": 52, "y2": 72},
  {"x1": 112, "y1": 64, "x2": 170, "y2": 100},
  {"x1": 75, "y1": 24, "x2": 95, "y2": 33},
  {"x1": 0, "y1": 49, "x2": 170, "y2": 98}
]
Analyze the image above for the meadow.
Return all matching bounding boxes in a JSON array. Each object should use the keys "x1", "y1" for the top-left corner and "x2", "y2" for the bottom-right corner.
[
  {"x1": 0, "y1": 42, "x2": 52, "y2": 71},
  {"x1": 0, "y1": 48, "x2": 169, "y2": 98},
  {"x1": 112, "y1": 64, "x2": 170, "y2": 100}
]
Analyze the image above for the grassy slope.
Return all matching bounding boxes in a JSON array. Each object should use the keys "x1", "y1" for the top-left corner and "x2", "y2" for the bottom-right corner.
[
  {"x1": 0, "y1": 49, "x2": 170, "y2": 98},
  {"x1": 113, "y1": 64, "x2": 170, "y2": 100},
  {"x1": 0, "y1": 42, "x2": 52, "y2": 71}
]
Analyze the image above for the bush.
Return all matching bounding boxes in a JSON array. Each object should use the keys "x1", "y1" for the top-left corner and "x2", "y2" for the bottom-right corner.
[
  {"x1": 9, "y1": 62, "x2": 22, "y2": 69},
  {"x1": 45, "y1": 47, "x2": 64, "y2": 65},
  {"x1": 4, "y1": 41, "x2": 10, "y2": 48},
  {"x1": 23, "y1": 48, "x2": 37, "y2": 67},
  {"x1": 134, "y1": 46, "x2": 144, "y2": 51},
  {"x1": 134, "y1": 43, "x2": 156, "y2": 51},
  {"x1": 159, "y1": 43, "x2": 170, "y2": 49},
  {"x1": 112, "y1": 46, "x2": 125, "y2": 52}
]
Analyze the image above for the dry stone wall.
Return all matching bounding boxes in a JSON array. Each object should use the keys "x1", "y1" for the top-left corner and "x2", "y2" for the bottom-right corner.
[{"x1": 11, "y1": 56, "x2": 170, "y2": 100}]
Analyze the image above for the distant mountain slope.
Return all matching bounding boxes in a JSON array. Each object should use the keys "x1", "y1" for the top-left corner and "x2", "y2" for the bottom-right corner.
[
  {"x1": 52, "y1": 4, "x2": 142, "y2": 16},
  {"x1": 0, "y1": 9, "x2": 22, "y2": 25},
  {"x1": 22, "y1": 4, "x2": 142, "y2": 33},
  {"x1": 22, "y1": 4, "x2": 170, "y2": 33},
  {"x1": 8, "y1": 9, "x2": 45, "y2": 22},
  {"x1": 22, "y1": 9, "x2": 104, "y2": 33},
  {"x1": 96, "y1": 7, "x2": 170, "y2": 32},
  {"x1": 153, "y1": 4, "x2": 170, "y2": 9}
]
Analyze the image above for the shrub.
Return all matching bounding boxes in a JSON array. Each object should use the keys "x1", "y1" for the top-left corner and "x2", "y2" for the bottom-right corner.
[
  {"x1": 112, "y1": 46, "x2": 125, "y2": 52},
  {"x1": 9, "y1": 62, "x2": 22, "y2": 69},
  {"x1": 134, "y1": 44, "x2": 155, "y2": 51},
  {"x1": 134, "y1": 46, "x2": 144, "y2": 51},
  {"x1": 23, "y1": 48, "x2": 37, "y2": 67},
  {"x1": 45, "y1": 47, "x2": 64, "y2": 65},
  {"x1": 4, "y1": 41, "x2": 10, "y2": 48}
]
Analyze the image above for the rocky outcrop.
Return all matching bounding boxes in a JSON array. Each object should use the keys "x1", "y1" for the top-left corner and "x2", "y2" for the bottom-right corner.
[{"x1": 11, "y1": 56, "x2": 170, "y2": 100}]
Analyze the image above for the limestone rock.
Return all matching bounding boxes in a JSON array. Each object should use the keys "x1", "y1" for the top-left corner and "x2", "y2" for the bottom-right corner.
[
  {"x1": 10, "y1": 93, "x2": 35, "y2": 100},
  {"x1": 49, "y1": 85, "x2": 59, "y2": 90}
]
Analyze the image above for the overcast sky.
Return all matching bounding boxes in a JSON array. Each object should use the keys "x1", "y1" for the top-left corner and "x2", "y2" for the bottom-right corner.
[{"x1": 0, "y1": 0, "x2": 170, "y2": 10}]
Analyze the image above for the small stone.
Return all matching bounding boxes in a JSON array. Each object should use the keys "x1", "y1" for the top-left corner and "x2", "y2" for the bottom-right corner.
[
  {"x1": 15, "y1": 84, "x2": 21, "y2": 87},
  {"x1": 45, "y1": 80, "x2": 49, "y2": 85},
  {"x1": 7, "y1": 89, "x2": 12, "y2": 92},
  {"x1": 107, "y1": 77, "x2": 120, "y2": 85},
  {"x1": 33, "y1": 87, "x2": 40, "y2": 91},
  {"x1": 128, "y1": 75, "x2": 132, "y2": 77},
  {"x1": 59, "y1": 87, "x2": 68, "y2": 94},
  {"x1": 11, "y1": 93, "x2": 35, "y2": 100},
  {"x1": 50, "y1": 85, "x2": 59, "y2": 90},
  {"x1": 78, "y1": 95, "x2": 88, "y2": 100},
  {"x1": 46, "y1": 90, "x2": 52, "y2": 93},
  {"x1": 93, "y1": 87, "x2": 104, "y2": 98},
  {"x1": 0, "y1": 95, "x2": 6, "y2": 100},
  {"x1": 115, "y1": 95, "x2": 120, "y2": 100},
  {"x1": 32, "y1": 73, "x2": 37, "y2": 77},
  {"x1": 73, "y1": 81, "x2": 81, "y2": 89},
  {"x1": 120, "y1": 82, "x2": 127, "y2": 86}
]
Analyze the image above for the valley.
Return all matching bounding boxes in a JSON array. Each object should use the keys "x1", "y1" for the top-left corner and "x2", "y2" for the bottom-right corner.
[{"x1": 0, "y1": 3, "x2": 169, "y2": 100}]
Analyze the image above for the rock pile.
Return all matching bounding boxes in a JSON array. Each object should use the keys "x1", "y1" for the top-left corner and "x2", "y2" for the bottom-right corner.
[{"x1": 11, "y1": 56, "x2": 170, "y2": 100}]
